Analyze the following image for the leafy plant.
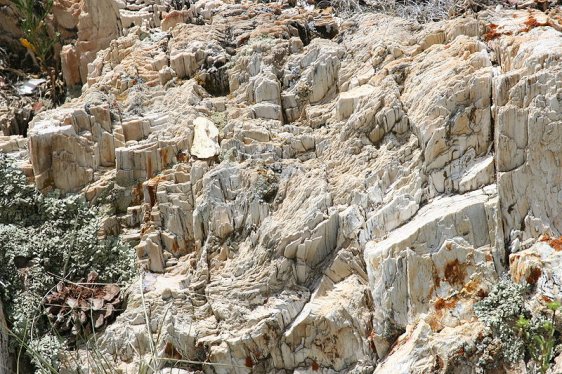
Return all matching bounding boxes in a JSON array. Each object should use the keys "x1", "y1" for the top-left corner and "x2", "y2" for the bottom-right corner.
[
  {"x1": 517, "y1": 301, "x2": 560, "y2": 374},
  {"x1": 0, "y1": 155, "x2": 136, "y2": 372},
  {"x1": 10, "y1": 0, "x2": 57, "y2": 70},
  {"x1": 10, "y1": 0, "x2": 61, "y2": 103},
  {"x1": 475, "y1": 278, "x2": 561, "y2": 373},
  {"x1": 474, "y1": 277, "x2": 526, "y2": 363}
]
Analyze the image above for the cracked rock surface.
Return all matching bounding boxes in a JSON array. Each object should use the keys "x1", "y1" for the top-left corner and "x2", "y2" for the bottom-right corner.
[{"x1": 2, "y1": 0, "x2": 562, "y2": 373}]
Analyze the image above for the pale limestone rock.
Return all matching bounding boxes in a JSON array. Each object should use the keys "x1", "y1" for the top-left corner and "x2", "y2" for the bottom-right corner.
[
  {"x1": 121, "y1": 119, "x2": 152, "y2": 142},
  {"x1": 336, "y1": 84, "x2": 375, "y2": 120},
  {"x1": 161, "y1": 10, "x2": 190, "y2": 32},
  {"x1": 365, "y1": 188, "x2": 501, "y2": 341},
  {"x1": 374, "y1": 320, "x2": 485, "y2": 374},
  {"x1": 0, "y1": 135, "x2": 26, "y2": 153},
  {"x1": 13, "y1": 5, "x2": 562, "y2": 373},
  {"x1": 53, "y1": 0, "x2": 82, "y2": 30},
  {"x1": 338, "y1": 205, "x2": 365, "y2": 240},
  {"x1": 60, "y1": 0, "x2": 122, "y2": 86},
  {"x1": 120, "y1": 9, "x2": 158, "y2": 30},
  {"x1": 510, "y1": 240, "x2": 562, "y2": 298},
  {"x1": 283, "y1": 38, "x2": 345, "y2": 107},
  {"x1": 251, "y1": 102, "x2": 283, "y2": 121},
  {"x1": 248, "y1": 72, "x2": 282, "y2": 106},
  {"x1": 283, "y1": 274, "x2": 375, "y2": 370},
  {"x1": 458, "y1": 155, "x2": 495, "y2": 193},
  {"x1": 190, "y1": 117, "x2": 220, "y2": 159},
  {"x1": 491, "y1": 16, "x2": 562, "y2": 242},
  {"x1": 401, "y1": 35, "x2": 493, "y2": 196},
  {"x1": 28, "y1": 121, "x2": 95, "y2": 192},
  {"x1": 137, "y1": 231, "x2": 166, "y2": 273},
  {"x1": 159, "y1": 66, "x2": 176, "y2": 85}
]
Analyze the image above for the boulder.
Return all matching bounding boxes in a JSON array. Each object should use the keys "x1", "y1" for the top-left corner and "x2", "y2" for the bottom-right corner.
[{"x1": 190, "y1": 117, "x2": 220, "y2": 159}]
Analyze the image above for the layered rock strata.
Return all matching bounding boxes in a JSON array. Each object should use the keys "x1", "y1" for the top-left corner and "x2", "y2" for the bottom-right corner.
[{"x1": 1, "y1": 1, "x2": 562, "y2": 373}]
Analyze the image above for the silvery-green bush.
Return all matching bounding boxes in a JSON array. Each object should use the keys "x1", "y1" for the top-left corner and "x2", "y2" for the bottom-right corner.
[
  {"x1": 0, "y1": 155, "x2": 135, "y2": 371},
  {"x1": 474, "y1": 277, "x2": 526, "y2": 364}
]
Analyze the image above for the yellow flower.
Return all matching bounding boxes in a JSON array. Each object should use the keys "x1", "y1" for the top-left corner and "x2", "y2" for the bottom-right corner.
[{"x1": 19, "y1": 38, "x2": 36, "y2": 53}]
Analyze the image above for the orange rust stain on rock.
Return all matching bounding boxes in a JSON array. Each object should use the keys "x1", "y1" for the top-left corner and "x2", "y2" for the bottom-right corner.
[
  {"x1": 311, "y1": 361, "x2": 320, "y2": 371},
  {"x1": 526, "y1": 266, "x2": 542, "y2": 285},
  {"x1": 462, "y1": 278, "x2": 481, "y2": 295},
  {"x1": 132, "y1": 182, "x2": 144, "y2": 205},
  {"x1": 146, "y1": 176, "x2": 163, "y2": 207},
  {"x1": 523, "y1": 16, "x2": 551, "y2": 32},
  {"x1": 454, "y1": 346, "x2": 465, "y2": 357},
  {"x1": 484, "y1": 23, "x2": 501, "y2": 41},
  {"x1": 541, "y1": 235, "x2": 562, "y2": 251},
  {"x1": 433, "y1": 270, "x2": 442, "y2": 288},
  {"x1": 176, "y1": 151, "x2": 189, "y2": 163},
  {"x1": 434, "y1": 355, "x2": 445, "y2": 370},
  {"x1": 434, "y1": 296, "x2": 458, "y2": 311},
  {"x1": 172, "y1": 241, "x2": 180, "y2": 256},
  {"x1": 160, "y1": 147, "x2": 170, "y2": 165},
  {"x1": 147, "y1": 156, "x2": 153, "y2": 177},
  {"x1": 444, "y1": 259, "x2": 467, "y2": 287},
  {"x1": 427, "y1": 314, "x2": 442, "y2": 332}
]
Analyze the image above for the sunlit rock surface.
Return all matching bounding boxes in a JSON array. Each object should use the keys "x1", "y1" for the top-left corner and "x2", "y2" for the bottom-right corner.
[{"x1": 2, "y1": 0, "x2": 562, "y2": 372}]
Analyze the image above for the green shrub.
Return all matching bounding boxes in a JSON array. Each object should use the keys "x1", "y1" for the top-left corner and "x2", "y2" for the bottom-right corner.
[
  {"x1": 474, "y1": 277, "x2": 527, "y2": 363},
  {"x1": 0, "y1": 155, "x2": 136, "y2": 371},
  {"x1": 475, "y1": 278, "x2": 560, "y2": 373},
  {"x1": 517, "y1": 301, "x2": 560, "y2": 374},
  {"x1": 10, "y1": 0, "x2": 57, "y2": 70}
]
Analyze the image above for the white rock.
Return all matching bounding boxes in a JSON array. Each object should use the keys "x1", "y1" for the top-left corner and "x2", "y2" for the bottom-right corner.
[
  {"x1": 336, "y1": 84, "x2": 375, "y2": 120},
  {"x1": 190, "y1": 117, "x2": 220, "y2": 159},
  {"x1": 365, "y1": 188, "x2": 501, "y2": 337}
]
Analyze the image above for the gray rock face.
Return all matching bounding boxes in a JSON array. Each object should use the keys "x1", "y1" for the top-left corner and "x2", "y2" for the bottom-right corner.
[
  {"x1": 2, "y1": 1, "x2": 562, "y2": 373},
  {"x1": 492, "y1": 24, "x2": 562, "y2": 241}
]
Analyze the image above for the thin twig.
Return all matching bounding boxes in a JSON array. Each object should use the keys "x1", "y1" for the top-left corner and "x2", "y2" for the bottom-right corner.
[
  {"x1": 43, "y1": 303, "x2": 125, "y2": 312},
  {"x1": 0, "y1": 66, "x2": 28, "y2": 78},
  {"x1": 140, "y1": 272, "x2": 157, "y2": 372},
  {"x1": 47, "y1": 271, "x2": 129, "y2": 286},
  {"x1": 152, "y1": 357, "x2": 248, "y2": 369}
]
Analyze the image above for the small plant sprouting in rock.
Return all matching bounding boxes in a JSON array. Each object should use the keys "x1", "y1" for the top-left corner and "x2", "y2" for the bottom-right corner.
[
  {"x1": 11, "y1": 0, "x2": 57, "y2": 70},
  {"x1": 474, "y1": 277, "x2": 526, "y2": 363},
  {"x1": 516, "y1": 301, "x2": 560, "y2": 374},
  {"x1": 475, "y1": 278, "x2": 561, "y2": 373},
  {"x1": 10, "y1": 0, "x2": 61, "y2": 102}
]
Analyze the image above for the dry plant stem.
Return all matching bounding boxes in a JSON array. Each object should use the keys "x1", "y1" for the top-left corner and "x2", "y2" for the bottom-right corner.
[{"x1": 140, "y1": 272, "x2": 158, "y2": 372}]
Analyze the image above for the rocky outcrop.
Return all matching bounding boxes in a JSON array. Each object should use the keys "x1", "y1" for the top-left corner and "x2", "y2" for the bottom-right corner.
[
  {"x1": 60, "y1": 0, "x2": 122, "y2": 87},
  {"x1": 365, "y1": 188, "x2": 501, "y2": 356},
  {"x1": 490, "y1": 13, "x2": 562, "y2": 243},
  {"x1": 2, "y1": 1, "x2": 562, "y2": 373}
]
